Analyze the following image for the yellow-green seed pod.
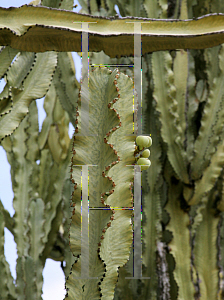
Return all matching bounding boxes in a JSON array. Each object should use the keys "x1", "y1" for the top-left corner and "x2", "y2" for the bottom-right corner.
[
  {"x1": 136, "y1": 136, "x2": 150, "y2": 150},
  {"x1": 137, "y1": 157, "x2": 151, "y2": 170},
  {"x1": 142, "y1": 149, "x2": 150, "y2": 158}
]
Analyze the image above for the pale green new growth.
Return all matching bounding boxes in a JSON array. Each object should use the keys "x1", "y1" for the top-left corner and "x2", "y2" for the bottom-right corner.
[
  {"x1": 136, "y1": 135, "x2": 151, "y2": 150},
  {"x1": 142, "y1": 149, "x2": 150, "y2": 158},
  {"x1": 137, "y1": 157, "x2": 151, "y2": 170}
]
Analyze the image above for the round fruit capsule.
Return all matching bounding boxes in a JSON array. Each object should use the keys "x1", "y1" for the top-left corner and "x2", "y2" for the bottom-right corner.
[
  {"x1": 142, "y1": 149, "x2": 150, "y2": 158},
  {"x1": 137, "y1": 157, "x2": 151, "y2": 170},
  {"x1": 136, "y1": 136, "x2": 150, "y2": 150}
]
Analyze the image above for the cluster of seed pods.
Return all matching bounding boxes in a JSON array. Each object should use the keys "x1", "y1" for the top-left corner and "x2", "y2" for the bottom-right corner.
[{"x1": 135, "y1": 135, "x2": 152, "y2": 170}]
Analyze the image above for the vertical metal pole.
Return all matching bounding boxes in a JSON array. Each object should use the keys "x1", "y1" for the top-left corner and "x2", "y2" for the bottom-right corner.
[{"x1": 125, "y1": 21, "x2": 150, "y2": 280}]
